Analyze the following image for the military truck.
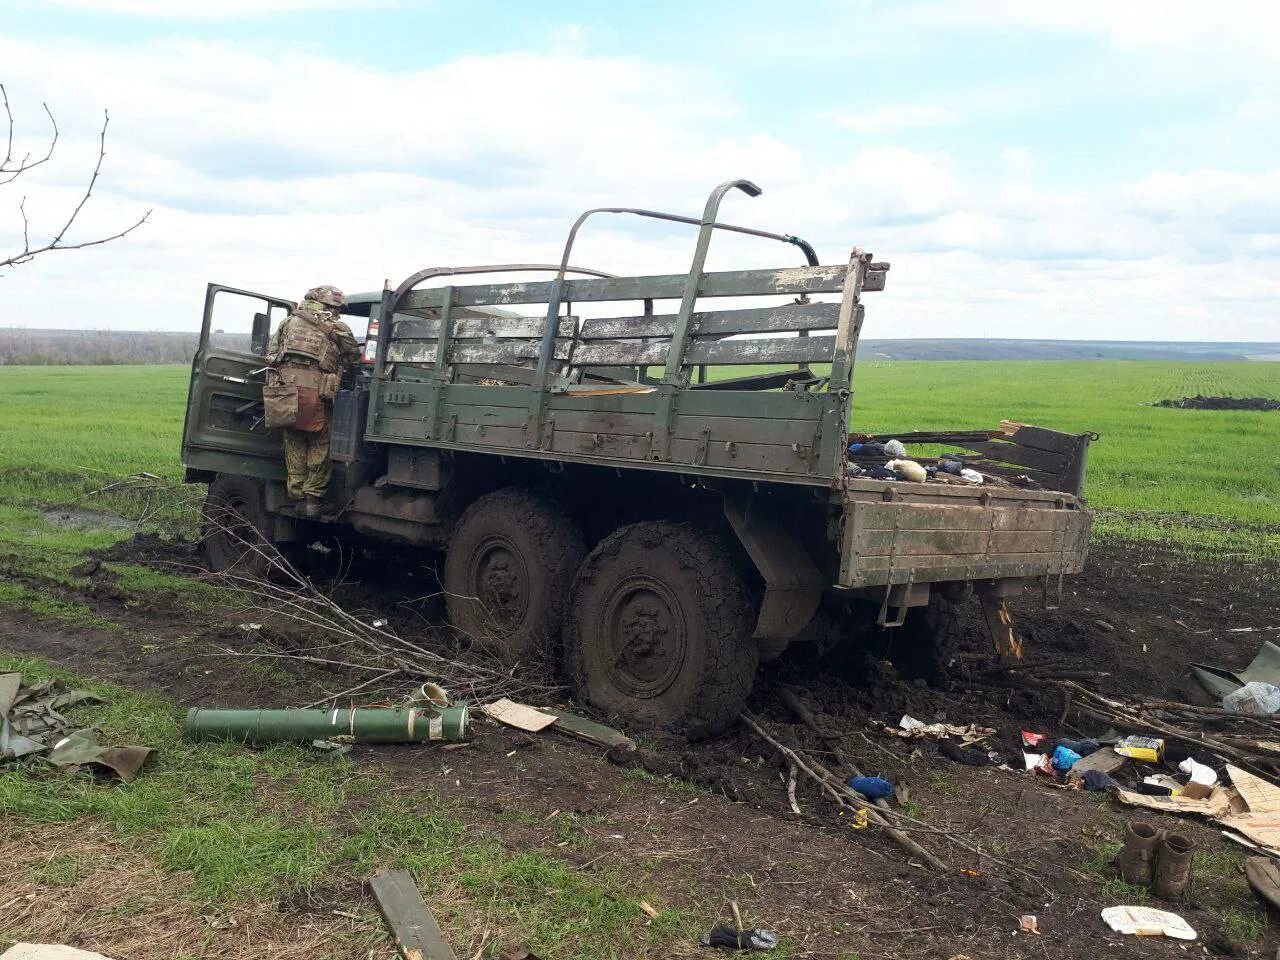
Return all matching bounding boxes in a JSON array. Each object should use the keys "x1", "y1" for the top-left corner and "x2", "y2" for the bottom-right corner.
[{"x1": 182, "y1": 179, "x2": 1093, "y2": 735}]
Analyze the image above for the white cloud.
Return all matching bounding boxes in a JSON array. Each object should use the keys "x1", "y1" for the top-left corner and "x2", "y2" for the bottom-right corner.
[
  {"x1": 40, "y1": 0, "x2": 391, "y2": 16},
  {"x1": 829, "y1": 105, "x2": 959, "y2": 135},
  {"x1": 0, "y1": 30, "x2": 1275, "y2": 343}
]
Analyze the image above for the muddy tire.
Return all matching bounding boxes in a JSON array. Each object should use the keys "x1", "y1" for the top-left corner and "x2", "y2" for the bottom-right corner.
[
  {"x1": 444, "y1": 487, "x2": 586, "y2": 662},
  {"x1": 202, "y1": 475, "x2": 273, "y2": 578},
  {"x1": 892, "y1": 595, "x2": 964, "y2": 683},
  {"x1": 564, "y1": 521, "x2": 758, "y2": 739}
]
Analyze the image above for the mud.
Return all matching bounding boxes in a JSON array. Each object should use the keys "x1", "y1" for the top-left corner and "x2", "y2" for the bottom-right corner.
[
  {"x1": 1154, "y1": 395, "x2": 1280, "y2": 411},
  {"x1": 3, "y1": 535, "x2": 1280, "y2": 957}
]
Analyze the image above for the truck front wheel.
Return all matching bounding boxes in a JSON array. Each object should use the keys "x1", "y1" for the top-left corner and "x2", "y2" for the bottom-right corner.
[
  {"x1": 202, "y1": 475, "x2": 274, "y2": 578},
  {"x1": 564, "y1": 522, "x2": 758, "y2": 739},
  {"x1": 444, "y1": 487, "x2": 586, "y2": 662}
]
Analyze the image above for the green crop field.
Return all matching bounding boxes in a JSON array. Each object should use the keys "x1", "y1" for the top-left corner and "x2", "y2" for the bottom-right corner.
[{"x1": 0, "y1": 360, "x2": 1277, "y2": 569}]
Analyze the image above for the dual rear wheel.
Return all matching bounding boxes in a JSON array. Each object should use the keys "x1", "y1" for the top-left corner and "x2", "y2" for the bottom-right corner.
[{"x1": 444, "y1": 488, "x2": 758, "y2": 736}]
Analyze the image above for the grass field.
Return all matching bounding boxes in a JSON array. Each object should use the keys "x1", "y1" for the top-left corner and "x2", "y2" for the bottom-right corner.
[{"x1": 0, "y1": 359, "x2": 1276, "y2": 557}]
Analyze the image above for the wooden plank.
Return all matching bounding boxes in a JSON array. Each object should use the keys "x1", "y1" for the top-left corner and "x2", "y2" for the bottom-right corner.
[
  {"x1": 965, "y1": 441, "x2": 1068, "y2": 475},
  {"x1": 547, "y1": 710, "x2": 636, "y2": 751},
  {"x1": 402, "y1": 264, "x2": 849, "y2": 310},
  {"x1": 1067, "y1": 747, "x2": 1127, "y2": 781},
  {"x1": 369, "y1": 867, "x2": 459, "y2": 960},
  {"x1": 999, "y1": 420, "x2": 1084, "y2": 455},
  {"x1": 578, "y1": 302, "x2": 840, "y2": 340},
  {"x1": 386, "y1": 339, "x2": 572, "y2": 364},
  {"x1": 392, "y1": 315, "x2": 575, "y2": 340},
  {"x1": 574, "y1": 334, "x2": 837, "y2": 367},
  {"x1": 852, "y1": 529, "x2": 1065, "y2": 557}
]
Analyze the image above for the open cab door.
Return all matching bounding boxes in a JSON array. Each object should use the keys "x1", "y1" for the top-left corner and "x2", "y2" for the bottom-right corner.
[{"x1": 181, "y1": 284, "x2": 295, "y2": 481}]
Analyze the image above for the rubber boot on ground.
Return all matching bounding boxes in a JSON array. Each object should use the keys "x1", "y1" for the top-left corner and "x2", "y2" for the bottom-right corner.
[
  {"x1": 1115, "y1": 821, "x2": 1162, "y2": 887},
  {"x1": 1153, "y1": 832, "x2": 1194, "y2": 900}
]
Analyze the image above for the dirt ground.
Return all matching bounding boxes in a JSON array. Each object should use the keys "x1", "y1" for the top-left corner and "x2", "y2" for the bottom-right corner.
[{"x1": 3, "y1": 535, "x2": 1280, "y2": 959}]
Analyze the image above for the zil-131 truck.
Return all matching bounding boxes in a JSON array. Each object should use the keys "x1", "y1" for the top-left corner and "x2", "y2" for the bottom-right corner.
[{"x1": 182, "y1": 179, "x2": 1093, "y2": 735}]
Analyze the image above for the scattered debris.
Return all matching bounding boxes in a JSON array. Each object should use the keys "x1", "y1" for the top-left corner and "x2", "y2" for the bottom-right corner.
[
  {"x1": 1244, "y1": 856, "x2": 1280, "y2": 912},
  {"x1": 638, "y1": 901, "x2": 660, "y2": 920},
  {"x1": 483, "y1": 698, "x2": 558, "y2": 733},
  {"x1": 369, "y1": 867, "x2": 459, "y2": 960},
  {"x1": 1100, "y1": 905, "x2": 1196, "y2": 940},
  {"x1": 1018, "y1": 915, "x2": 1039, "y2": 934},
  {"x1": 700, "y1": 928, "x2": 779, "y2": 952},
  {"x1": 884, "y1": 716, "x2": 996, "y2": 742},
  {"x1": 183, "y1": 705, "x2": 471, "y2": 744},
  {"x1": 1192, "y1": 641, "x2": 1280, "y2": 700},
  {"x1": 1224, "y1": 682, "x2": 1280, "y2": 717},
  {"x1": 1113, "y1": 735, "x2": 1163, "y2": 763}
]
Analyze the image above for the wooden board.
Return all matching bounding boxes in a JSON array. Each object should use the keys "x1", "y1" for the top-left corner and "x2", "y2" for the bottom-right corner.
[
  {"x1": 483, "y1": 698, "x2": 558, "y2": 733},
  {"x1": 1067, "y1": 747, "x2": 1128, "y2": 780},
  {"x1": 547, "y1": 711, "x2": 636, "y2": 751},
  {"x1": 369, "y1": 868, "x2": 459, "y2": 960},
  {"x1": 402, "y1": 264, "x2": 851, "y2": 310},
  {"x1": 574, "y1": 333, "x2": 837, "y2": 367},
  {"x1": 578, "y1": 301, "x2": 840, "y2": 339}
]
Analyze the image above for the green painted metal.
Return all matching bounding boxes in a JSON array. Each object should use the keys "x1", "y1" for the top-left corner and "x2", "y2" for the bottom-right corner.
[{"x1": 183, "y1": 704, "x2": 470, "y2": 743}]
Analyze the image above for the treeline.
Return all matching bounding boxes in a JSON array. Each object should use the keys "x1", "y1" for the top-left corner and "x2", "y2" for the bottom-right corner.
[{"x1": 0, "y1": 329, "x2": 249, "y2": 365}]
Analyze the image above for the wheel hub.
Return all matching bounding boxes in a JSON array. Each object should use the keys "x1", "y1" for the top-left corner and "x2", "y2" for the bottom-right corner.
[
  {"x1": 603, "y1": 577, "x2": 686, "y2": 698},
  {"x1": 472, "y1": 538, "x2": 528, "y2": 627}
]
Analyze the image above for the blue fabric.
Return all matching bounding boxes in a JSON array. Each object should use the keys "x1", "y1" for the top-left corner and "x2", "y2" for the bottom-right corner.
[
  {"x1": 1051, "y1": 745, "x2": 1082, "y2": 771},
  {"x1": 848, "y1": 775, "x2": 894, "y2": 799},
  {"x1": 1082, "y1": 769, "x2": 1120, "y2": 791}
]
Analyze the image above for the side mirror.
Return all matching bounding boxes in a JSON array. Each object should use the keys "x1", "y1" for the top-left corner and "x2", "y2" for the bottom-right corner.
[{"x1": 251, "y1": 311, "x2": 270, "y2": 355}]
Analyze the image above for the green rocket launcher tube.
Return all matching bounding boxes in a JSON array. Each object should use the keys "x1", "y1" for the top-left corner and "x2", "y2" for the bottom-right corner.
[{"x1": 184, "y1": 705, "x2": 470, "y2": 744}]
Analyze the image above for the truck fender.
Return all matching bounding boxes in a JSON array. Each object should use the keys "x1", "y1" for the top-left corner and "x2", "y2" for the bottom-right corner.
[{"x1": 723, "y1": 491, "x2": 824, "y2": 648}]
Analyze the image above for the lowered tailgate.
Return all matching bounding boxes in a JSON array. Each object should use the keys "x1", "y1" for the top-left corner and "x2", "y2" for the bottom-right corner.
[{"x1": 838, "y1": 480, "x2": 1092, "y2": 588}]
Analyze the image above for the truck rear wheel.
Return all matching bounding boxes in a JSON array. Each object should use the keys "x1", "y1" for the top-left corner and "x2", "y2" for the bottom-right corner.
[
  {"x1": 564, "y1": 522, "x2": 757, "y2": 739},
  {"x1": 892, "y1": 594, "x2": 964, "y2": 683},
  {"x1": 443, "y1": 487, "x2": 585, "y2": 662},
  {"x1": 202, "y1": 475, "x2": 273, "y2": 578}
]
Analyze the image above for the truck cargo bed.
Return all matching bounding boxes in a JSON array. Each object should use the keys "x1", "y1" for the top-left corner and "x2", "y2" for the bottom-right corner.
[{"x1": 838, "y1": 478, "x2": 1091, "y2": 588}]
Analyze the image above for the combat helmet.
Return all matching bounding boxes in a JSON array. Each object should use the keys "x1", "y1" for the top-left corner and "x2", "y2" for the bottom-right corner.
[{"x1": 305, "y1": 285, "x2": 347, "y2": 309}]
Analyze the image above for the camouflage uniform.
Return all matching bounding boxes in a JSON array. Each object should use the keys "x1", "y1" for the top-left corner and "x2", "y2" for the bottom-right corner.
[{"x1": 268, "y1": 286, "x2": 360, "y2": 513}]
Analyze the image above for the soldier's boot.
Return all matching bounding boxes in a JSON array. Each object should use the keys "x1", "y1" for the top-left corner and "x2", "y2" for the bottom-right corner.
[
  {"x1": 1115, "y1": 821, "x2": 1162, "y2": 886},
  {"x1": 1153, "y1": 832, "x2": 1194, "y2": 900}
]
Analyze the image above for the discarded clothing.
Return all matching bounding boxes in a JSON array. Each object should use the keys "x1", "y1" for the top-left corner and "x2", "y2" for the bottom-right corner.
[
  {"x1": 938, "y1": 740, "x2": 993, "y2": 767},
  {"x1": 1133, "y1": 781, "x2": 1174, "y2": 797},
  {"x1": 848, "y1": 775, "x2": 894, "y2": 800},
  {"x1": 46, "y1": 730, "x2": 153, "y2": 782},
  {"x1": 1055, "y1": 737, "x2": 1100, "y2": 757},
  {"x1": 1051, "y1": 745, "x2": 1082, "y2": 772},
  {"x1": 1082, "y1": 769, "x2": 1121, "y2": 792},
  {"x1": 1, "y1": 673, "x2": 152, "y2": 781},
  {"x1": 701, "y1": 928, "x2": 779, "y2": 951},
  {"x1": 886, "y1": 459, "x2": 927, "y2": 483}
]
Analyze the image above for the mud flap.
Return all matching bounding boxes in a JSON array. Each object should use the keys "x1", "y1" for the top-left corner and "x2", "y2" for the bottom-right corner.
[{"x1": 979, "y1": 591, "x2": 1024, "y2": 659}]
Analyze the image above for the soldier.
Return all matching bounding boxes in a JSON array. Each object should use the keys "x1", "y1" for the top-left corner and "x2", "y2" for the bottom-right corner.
[{"x1": 267, "y1": 285, "x2": 361, "y2": 518}]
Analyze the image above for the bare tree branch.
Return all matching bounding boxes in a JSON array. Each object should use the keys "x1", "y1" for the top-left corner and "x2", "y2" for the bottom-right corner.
[
  {"x1": 0, "y1": 83, "x2": 58, "y2": 186},
  {"x1": 2, "y1": 88, "x2": 150, "y2": 271}
]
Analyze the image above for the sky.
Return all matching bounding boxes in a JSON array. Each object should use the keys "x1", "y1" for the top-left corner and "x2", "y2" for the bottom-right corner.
[{"x1": 0, "y1": 0, "x2": 1277, "y2": 341}]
